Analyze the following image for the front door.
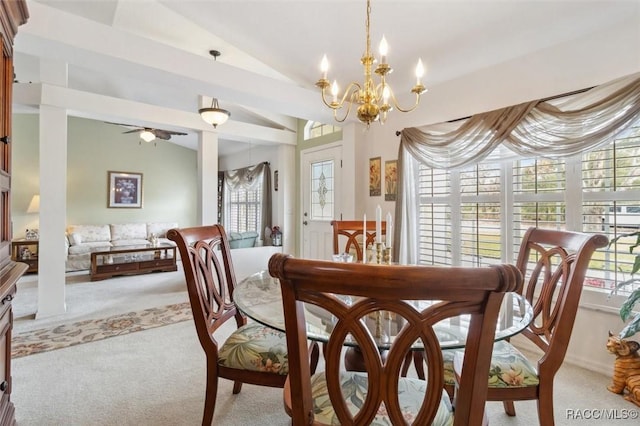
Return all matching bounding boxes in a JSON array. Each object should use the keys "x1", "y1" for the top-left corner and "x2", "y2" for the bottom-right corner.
[{"x1": 300, "y1": 144, "x2": 342, "y2": 260}]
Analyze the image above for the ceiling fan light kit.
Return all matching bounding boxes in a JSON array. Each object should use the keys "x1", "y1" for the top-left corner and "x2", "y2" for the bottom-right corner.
[
  {"x1": 316, "y1": 0, "x2": 426, "y2": 126},
  {"x1": 199, "y1": 98, "x2": 231, "y2": 128},
  {"x1": 104, "y1": 122, "x2": 188, "y2": 144},
  {"x1": 139, "y1": 130, "x2": 156, "y2": 142}
]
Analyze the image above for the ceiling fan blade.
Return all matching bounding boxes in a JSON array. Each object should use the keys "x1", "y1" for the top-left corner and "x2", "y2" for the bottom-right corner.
[
  {"x1": 104, "y1": 121, "x2": 140, "y2": 128},
  {"x1": 153, "y1": 130, "x2": 172, "y2": 140}
]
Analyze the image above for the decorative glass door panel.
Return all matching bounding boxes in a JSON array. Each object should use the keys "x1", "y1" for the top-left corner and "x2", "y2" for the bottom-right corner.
[{"x1": 310, "y1": 159, "x2": 334, "y2": 220}]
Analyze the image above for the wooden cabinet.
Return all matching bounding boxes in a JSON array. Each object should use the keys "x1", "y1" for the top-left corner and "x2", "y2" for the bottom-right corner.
[{"x1": 0, "y1": 2, "x2": 29, "y2": 425}]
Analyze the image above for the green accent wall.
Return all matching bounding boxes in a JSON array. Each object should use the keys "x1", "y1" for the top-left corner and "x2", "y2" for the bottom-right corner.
[{"x1": 11, "y1": 114, "x2": 198, "y2": 237}]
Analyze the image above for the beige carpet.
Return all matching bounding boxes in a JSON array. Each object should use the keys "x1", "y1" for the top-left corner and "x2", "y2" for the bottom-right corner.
[{"x1": 11, "y1": 269, "x2": 640, "y2": 425}]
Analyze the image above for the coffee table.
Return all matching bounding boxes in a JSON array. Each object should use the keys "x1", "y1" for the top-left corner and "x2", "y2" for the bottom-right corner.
[{"x1": 90, "y1": 243, "x2": 177, "y2": 281}]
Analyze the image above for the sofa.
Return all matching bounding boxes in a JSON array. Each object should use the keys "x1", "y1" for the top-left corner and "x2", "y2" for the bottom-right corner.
[
  {"x1": 65, "y1": 222, "x2": 178, "y2": 271},
  {"x1": 228, "y1": 231, "x2": 259, "y2": 249}
]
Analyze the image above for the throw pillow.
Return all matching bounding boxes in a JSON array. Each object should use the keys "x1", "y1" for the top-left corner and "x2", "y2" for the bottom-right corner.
[{"x1": 70, "y1": 233, "x2": 82, "y2": 245}]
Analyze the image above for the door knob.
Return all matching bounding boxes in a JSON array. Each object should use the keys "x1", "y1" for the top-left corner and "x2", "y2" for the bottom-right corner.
[{"x1": 303, "y1": 221, "x2": 308, "y2": 226}]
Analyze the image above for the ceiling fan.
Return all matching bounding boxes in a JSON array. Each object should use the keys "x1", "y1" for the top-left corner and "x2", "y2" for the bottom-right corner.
[{"x1": 105, "y1": 122, "x2": 188, "y2": 143}]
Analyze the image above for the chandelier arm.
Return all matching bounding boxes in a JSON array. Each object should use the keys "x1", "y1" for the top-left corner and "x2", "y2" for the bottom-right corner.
[
  {"x1": 319, "y1": 88, "x2": 337, "y2": 109},
  {"x1": 388, "y1": 89, "x2": 422, "y2": 113},
  {"x1": 333, "y1": 89, "x2": 360, "y2": 122},
  {"x1": 338, "y1": 82, "x2": 363, "y2": 107}
]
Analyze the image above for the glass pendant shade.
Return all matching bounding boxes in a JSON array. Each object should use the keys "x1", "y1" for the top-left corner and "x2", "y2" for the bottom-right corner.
[{"x1": 199, "y1": 98, "x2": 230, "y2": 128}]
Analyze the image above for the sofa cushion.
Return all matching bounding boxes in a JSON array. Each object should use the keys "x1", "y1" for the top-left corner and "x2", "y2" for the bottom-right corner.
[
  {"x1": 147, "y1": 222, "x2": 178, "y2": 238},
  {"x1": 110, "y1": 223, "x2": 147, "y2": 241},
  {"x1": 228, "y1": 231, "x2": 259, "y2": 249},
  {"x1": 111, "y1": 239, "x2": 150, "y2": 247},
  {"x1": 67, "y1": 225, "x2": 111, "y2": 243},
  {"x1": 68, "y1": 242, "x2": 113, "y2": 255}
]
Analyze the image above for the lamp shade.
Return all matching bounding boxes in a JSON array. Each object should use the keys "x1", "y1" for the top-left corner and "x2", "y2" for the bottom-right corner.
[
  {"x1": 27, "y1": 194, "x2": 40, "y2": 213},
  {"x1": 199, "y1": 98, "x2": 230, "y2": 128}
]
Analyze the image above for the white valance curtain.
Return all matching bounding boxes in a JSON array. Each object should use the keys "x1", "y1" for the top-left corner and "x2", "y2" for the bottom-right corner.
[
  {"x1": 395, "y1": 72, "x2": 640, "y2": 264},
  {"x1": 221, "y1": 161, "x2": 272, "y2": 242}
]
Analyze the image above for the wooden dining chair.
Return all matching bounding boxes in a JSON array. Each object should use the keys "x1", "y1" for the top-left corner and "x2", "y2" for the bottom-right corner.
[
  {"x1": 331, "y1": 220, "x2": 386, "y2": 261},
  {"x1": 167, "y1": 225, "x2": 319, "y2": 425},
  {"x1": 450, "y1": 227, "x2": 608, "y2": 425},
  {"x1": 269, "y1": 253, "x2": 522, "y2": 425}
]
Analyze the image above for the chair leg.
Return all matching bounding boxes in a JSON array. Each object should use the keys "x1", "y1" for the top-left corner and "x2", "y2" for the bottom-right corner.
[
  {"x1": 232, "y1": 380, "x2": 243, "y2": 394},
  {"x1": 400, "y1": 351, "x2": 426, "y2": 379},
  {"x1": 537, "y1": 382, "x2": 555, "y2": 425},
  {"x1": 503, "y1": 400, "x2": 516, "y2": 416},
  {"x1": 309, "y1": 341, "x2": 320, "y2": 375},
  {"x1": 203, "y1": 360, "x2": 219, "y2": 426},
  {"x1": 401, "y1": 351, "x2": 413, "y2": 377},
  {"x1": 413, "y1": 352, "x2": 425, "y2": 379}
]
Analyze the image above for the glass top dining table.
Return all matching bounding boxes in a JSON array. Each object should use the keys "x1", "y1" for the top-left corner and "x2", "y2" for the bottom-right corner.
[{"x1": 235, "y1": 269, "x2": 534, "y2": 350}]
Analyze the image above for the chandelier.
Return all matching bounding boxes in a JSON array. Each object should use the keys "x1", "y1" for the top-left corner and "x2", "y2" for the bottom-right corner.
[{"x1": 316, "y1": 0, "x2": 426, "y2": 126}]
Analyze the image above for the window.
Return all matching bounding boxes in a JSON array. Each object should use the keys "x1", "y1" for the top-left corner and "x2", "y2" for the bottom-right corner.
[
  {"x1": 226, "y1": 186, "x2": 261, "y2": 233},
  {"x1": 220, "y1": 162, "x2": 271, "y2": 240},
  {"x1": 304, "y1": 121, "x2": 340, "y2": 140},
  {"x1": 417, "y1": 123, "x2": 640, "y2": 295}
]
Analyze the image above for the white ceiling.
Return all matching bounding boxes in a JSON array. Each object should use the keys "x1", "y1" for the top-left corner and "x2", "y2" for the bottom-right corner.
[{"x1": 11, "y1": 0, "x2": 640, "y2": 155}]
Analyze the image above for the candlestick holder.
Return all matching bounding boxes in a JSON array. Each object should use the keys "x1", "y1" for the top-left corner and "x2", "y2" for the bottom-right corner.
[
  {"x1": 383, "y1": 246, "x2": 392, "y2": 264},
  {"x1": 375, "y1": 242, "x2": 385, "y2": 264}
]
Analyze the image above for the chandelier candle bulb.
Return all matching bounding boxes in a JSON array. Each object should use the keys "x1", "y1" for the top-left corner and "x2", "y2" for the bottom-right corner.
[
  {"x1": 379, "y1": 36, "x2": 388, "y2": 64},
  {"x1": 331, "y1": 80, "x2": 339, "y2": 103},
  {"x1": 321, "y1": 55, "x2": 329, "y2": 80},
  {"x1": 416, "y1": 58, "x2": 425, "y2": 84}
]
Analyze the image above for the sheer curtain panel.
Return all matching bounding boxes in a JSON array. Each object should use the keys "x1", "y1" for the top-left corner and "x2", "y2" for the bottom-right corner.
[{"x1": 395, "y1": 72, "x2": 640, "y2": 264}]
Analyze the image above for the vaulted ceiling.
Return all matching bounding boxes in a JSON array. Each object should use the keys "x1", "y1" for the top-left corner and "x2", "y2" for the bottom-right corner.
[{"x1": 12, "y1": 0, "x2": 640, "y2": 155}]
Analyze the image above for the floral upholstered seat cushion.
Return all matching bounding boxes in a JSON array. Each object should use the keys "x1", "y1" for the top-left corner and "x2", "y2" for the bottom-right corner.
[
  {"x1": 448, "y1": 340, "x2": 540, "y2": 388},
  {"x1": 218, "y1": 322, "x2": 288, "y2": 375},
  {"x1": 310, "y1": 371, "x2": 453, "y2": 425}
]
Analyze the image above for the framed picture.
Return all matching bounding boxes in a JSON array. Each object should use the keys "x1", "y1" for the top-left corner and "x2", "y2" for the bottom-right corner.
[
  {"x1": 385, "y1": 160, "x2": 398, "y2": 201},
  {"x1": 369, "y1": 157, "x2": 381, "y2": 196},
  {"x1": 108, "y1": 171, "x2": 143, "y2": 208}
]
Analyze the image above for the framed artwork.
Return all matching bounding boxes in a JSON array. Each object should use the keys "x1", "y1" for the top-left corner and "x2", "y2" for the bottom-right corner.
[
  {"x1": 108, "y1": 171, "x2": 143, "y2": 208},
  {"x1": 385, "y1": 160, "x2": 398, "y2": 201},
  {"x1": 369, "y1": 157, "x2": 381, "y2": 196}
]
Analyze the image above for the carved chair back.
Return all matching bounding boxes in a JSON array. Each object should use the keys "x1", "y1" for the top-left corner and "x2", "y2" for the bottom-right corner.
[
  {"x1": 515, "y1": 227, "x2": 609, "y2": 371},
  {"x1": 331, "y1": 220, "x2": 386, "y2": 261},
  {"x1": 269, "y1": 253, "x2": 521, "y2": 425}
]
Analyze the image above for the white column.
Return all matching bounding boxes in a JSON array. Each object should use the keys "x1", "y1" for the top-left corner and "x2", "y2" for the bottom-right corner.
[
  {"x1": 198, "y1": 130, "x2": 219, "y2": 225},
  {"x1": 278, "y1": 144, "x2": 295, "y2": 254},
  {"x1": 37, "y1": 59, "x2": 68, "y2": 318}
]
